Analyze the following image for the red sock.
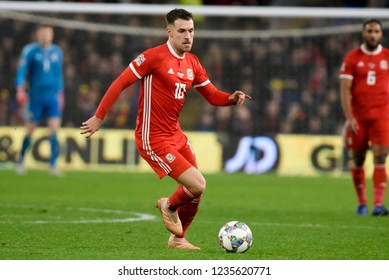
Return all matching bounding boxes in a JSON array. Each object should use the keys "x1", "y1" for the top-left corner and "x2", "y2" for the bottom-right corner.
[
  {"x1": 351, "y1": 166, "x2": 367, "y2": 205},
  {"x1": 167, "y1": 184, "x2": 197, "y2": 211},
  {"x1": 373, "y1": 164, "x2": 387, "y2": 206},
  {"x1": 176, "y1": 196, "x2": 202, "y2": 238}
]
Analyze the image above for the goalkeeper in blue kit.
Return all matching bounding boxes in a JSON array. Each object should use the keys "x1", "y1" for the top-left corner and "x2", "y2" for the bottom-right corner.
[{"x1": 15, "y1": 25, "x2": 64, "y2": 175}]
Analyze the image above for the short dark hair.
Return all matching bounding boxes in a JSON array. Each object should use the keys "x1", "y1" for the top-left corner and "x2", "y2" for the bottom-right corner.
[
  {"x1": 363, "y1": 18, "x2": 382, "y2": 30},
  {"x1": 166, "y1": 8, "x2": 193, "y2": 25},
  {"x1": 36, "y1": 24, "x2": 53, "y2": 31}
]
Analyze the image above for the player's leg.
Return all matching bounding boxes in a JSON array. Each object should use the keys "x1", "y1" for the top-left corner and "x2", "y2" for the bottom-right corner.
[
  {"x1": 16, "y1": 121, "x2": 37, "y2": 174},
  {"x1": 155, "y1": 165, "x2": 204, "y2": 250},
  {"x1": 136, "y1": 139, "x2": 188, "y2": 236},
  {"x1": 371, "y1": 145, "x2": 389, "y2": 216},
  {"x1": 136, "y1": 137, "x2": 203, "y2": 248},
  {"x1": 351, "y1": 149, "x2": 368, "y2": 215},
  {"x1": 345, "y1": 124, "x2": 369, "y2": 215},
  {"x1": 16, "y1": 99, "x2": 40, "y2": 174},
  {"x1": 369, "y1": 119, "x2": 389, "y2": 216},
  {"x1": 47, "y1": 117, "x2": 61, "y2": 174},
  {"x1": 165, "y1": 167, "x2": 202, "y2": 250},
  {"x1": 165, "y1": 138, "x2": 203, "y2": 249},
  {"x1": 174, "y1": 139, "x2": 203, "y2": 234},
  {"x1": 46, "y1": 96, "x2": 62, "y2": 175},
  {"x1": 157, "y1": 164, "x2": 205, "y2": 237}
]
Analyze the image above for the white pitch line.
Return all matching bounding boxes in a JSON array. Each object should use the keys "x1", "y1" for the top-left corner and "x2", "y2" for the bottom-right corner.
[
  {"x1": 249, "y1": 221, "x2": 389, "y2": 231},
  {"x1": 0, "y1": 203, "x2": 157, "y2": 224},
  {"x1": 204, "y1": 220, "x2": 389, "y2": 231}
]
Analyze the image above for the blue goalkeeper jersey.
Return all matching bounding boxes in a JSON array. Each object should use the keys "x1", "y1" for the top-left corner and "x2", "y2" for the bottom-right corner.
[{"x1": 15, "y1": 42, "x2": 64, "y2": 98}]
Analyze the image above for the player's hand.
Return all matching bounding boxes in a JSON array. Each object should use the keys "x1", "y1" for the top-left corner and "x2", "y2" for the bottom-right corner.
[
  {"x1": 80, "y1": 115, "x2": 102, "y2": 138},
  {"x1": 229, "y1": 90, "x2": 251, "y2": 105},
  {"x1": 345, "y1": 118, "x2": 359, "y2": 134},
  {"x1": 58, "y1": 92, "x2": 64, "y2": 111},
  {"x1": 16, "y1": 87, "x2": 28, "y2": 107}
]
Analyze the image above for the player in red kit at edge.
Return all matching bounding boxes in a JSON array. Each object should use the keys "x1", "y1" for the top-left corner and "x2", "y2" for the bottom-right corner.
[
  {"x1": 340, "y1": 19, "x2": 389, "y2": 216},
  {"x1": 80, "y1": 8, "x2": 251, "y2": 249}
]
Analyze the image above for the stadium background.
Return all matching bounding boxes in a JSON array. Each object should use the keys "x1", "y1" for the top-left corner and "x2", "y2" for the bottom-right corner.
[{"x1": 1, "y1": 0, "x2": 388, "y2": 176}]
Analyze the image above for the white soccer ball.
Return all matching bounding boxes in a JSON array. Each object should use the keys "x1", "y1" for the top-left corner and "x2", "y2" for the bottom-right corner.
[{"x1": 218, "y1": 221, "x2": 253, "y2": 253}]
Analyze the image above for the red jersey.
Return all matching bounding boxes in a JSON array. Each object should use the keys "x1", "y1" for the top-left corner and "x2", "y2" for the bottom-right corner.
[
  {"x1": 130, "y1": 41, "x2": 210, "y2": 142},
  {"x1": 95, "y1": 41, "x2": 231, "y2": 144},
  {"x1": 340, "y1": 44, "x2": 389, "y2": 120}
]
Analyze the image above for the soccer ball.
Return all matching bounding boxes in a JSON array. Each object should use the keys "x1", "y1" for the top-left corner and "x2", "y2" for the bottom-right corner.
[{"x1": 218, "y1": 221, "x2": 253, "y2": 253}]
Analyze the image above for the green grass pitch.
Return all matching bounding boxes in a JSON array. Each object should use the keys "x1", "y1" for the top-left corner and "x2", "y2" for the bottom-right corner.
[{"x1": 0, "y1": 169, "x2": 388, "y2": 260}]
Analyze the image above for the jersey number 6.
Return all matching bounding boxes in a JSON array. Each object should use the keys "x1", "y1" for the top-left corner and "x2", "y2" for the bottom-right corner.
[{"x1": 367, "y1": 70, "x2": 376, "y2": 85}]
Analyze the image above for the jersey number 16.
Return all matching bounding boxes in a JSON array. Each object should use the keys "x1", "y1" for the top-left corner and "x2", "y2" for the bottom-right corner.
[{"x1": 174, "y1": 82, "x2": 186, "y2": 99}]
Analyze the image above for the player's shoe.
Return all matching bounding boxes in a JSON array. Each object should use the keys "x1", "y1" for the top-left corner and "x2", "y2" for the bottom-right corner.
[
  {"x1": 15, "y1": 162, "x2": 26, "y2": 175},
  {"x1": 168, "y1": 234, "x2": 200, "y2": 250},
  {"x1": 49, "y1": 166, "x2": 63, "y2": 177},
  {"x1": 372, "y1": 205, "x2": 389, "y2": 216},
  {"x1": 156, "y1": 198, "x2": 182, "y2": 236},
  {"x1": 356, "y1": 204, "x2": 368, "y2": 216}
]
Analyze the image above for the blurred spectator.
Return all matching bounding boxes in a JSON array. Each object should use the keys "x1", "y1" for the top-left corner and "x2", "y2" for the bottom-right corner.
[
  {"x1": 0, "y1": 89, "x2": 12, "y2": 125},
  {"x1": 105, "y1": 85, "x2": 138, "y2": 129},
  {"x1": 261, "y1": 99, "x2": 281, "y2": 135},
  {"x1": 282, "y1": 102, "x2": 308, "y2": 134},
  {"x1": 196, "y1": 103, "x2": 216, "y2": 131},
  {"x1": 63, "y1": 64, "x2": 82, "y2": 127},
  {"x1": 317, "y1": 103, "x2": 333, "y2": 134},
  {"x1": 201, "y1": 42, "x2": 224, "y2": 85},
  {"x1": 73, "y1": 82, "x2": 100, "y2": 126},
  {"x1": 223, "y1": 47, "x2": 244, "y2": 92}
]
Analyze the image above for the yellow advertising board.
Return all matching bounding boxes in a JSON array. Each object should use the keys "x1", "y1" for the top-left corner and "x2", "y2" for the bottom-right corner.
[
  {"x1": 276, "y1": 134, "x2": 346, "y2": 176},
  {"x1": 276, "y1": 134, "x2": 379, "y2": 176},
  {"x1": 0, "y1": 127, "x2": 379, "y2": 177},
  {"x1": 0, "y1": 127, "x2": 222, "y2": 174}
]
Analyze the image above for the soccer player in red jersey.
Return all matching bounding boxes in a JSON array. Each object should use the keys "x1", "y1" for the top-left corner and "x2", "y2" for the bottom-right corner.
[
  {"x1": 340, "y1": 19, "x2": 389, "y2": 216},
  {"x1": 80, "y1": 8, "x2": 251, "y2": 248}
]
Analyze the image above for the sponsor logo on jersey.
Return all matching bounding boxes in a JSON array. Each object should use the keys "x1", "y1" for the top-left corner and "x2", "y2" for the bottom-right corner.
[
  {"x1": 177, "y1": 72, "x2": 184, "y2": 78},
  {"x1": 357, "y1": 61, "x2": 365, "y2": 67},
  {"x1": 368, "y1": 62, "x2": 376, "y2": 69},
  {"x1": 380, "y1": 60, "x2": 388, "y2": 70},
  {"x1": 134, "y1": 54, "x2": 146, "y2": 66},
  {"x1": 187, "y1": 68, "x2": 194, "y2": 80},
  {"x1": 168, "y1": 68, "x2": 175, "y2": 74},
  {"x1": 165, "y1": 153, "x2": 176, "y2": 163}
]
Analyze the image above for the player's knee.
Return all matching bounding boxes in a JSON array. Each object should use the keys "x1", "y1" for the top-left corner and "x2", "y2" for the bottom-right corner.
[
  {"x1": 192, "y1": 176, "x2": 206, "y2": 196},
  {"x1": 374, "y1": 154, "x2": 387, "y2": 164},
  {"x1": 354, "y1": 156, "x2": 366, "y2": 167}
]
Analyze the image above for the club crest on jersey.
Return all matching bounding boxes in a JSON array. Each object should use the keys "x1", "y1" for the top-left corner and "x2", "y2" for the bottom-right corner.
[
  {"x1": 165, "y1": 153, "x2": 176, "y2": 163},
  {"x1": 380, "y1": 60, "x2": 388, "y2": 70},
  {"x1": 368, "y1": 62, "x2": 375, "y2": 69},
  {"x1": 51, "y1": 53, "x2": 59, "y2": 61},
  {"x1": 187, "y1": 68, "x2": 194, "y2": 80},
  {"x1": 134, "y1": 54, "x2": 146, "y2": 66}
]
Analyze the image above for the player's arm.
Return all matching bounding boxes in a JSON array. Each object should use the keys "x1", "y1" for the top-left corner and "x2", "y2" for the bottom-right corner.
[
  {"x1": 80, "y1": 67, "x2": 138, "y2": 138},
  {"x1": 57, "y1": 48, "x2": 65, "y2": 110},
  {"x1": 340, "y1": 77, "x2": 358, "y2": 133},
  {"x1": 196, "y1": 82, "x2": 251, "y2": 106},
  {"x1": 15, "y1": 47, "x2": 30, "y2": 106}
]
